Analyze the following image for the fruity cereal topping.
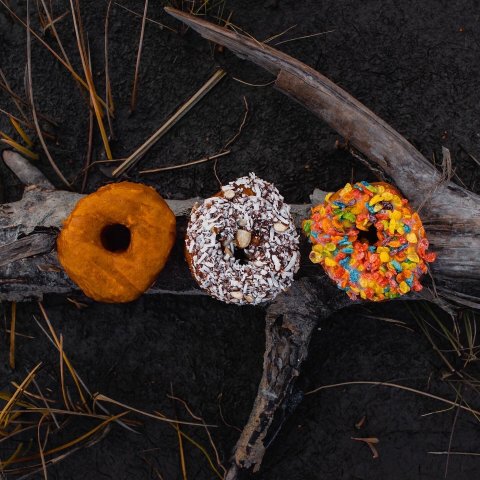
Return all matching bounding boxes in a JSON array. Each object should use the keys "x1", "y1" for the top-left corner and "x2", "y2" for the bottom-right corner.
[{"x1": 303, "y1": 181, "x2": 436, "y2": 301}]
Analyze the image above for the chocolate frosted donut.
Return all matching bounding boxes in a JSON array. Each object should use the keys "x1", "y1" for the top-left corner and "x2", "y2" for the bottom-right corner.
[{"x1": 185, "y1": 173, "x2": 300, "y2": 305}]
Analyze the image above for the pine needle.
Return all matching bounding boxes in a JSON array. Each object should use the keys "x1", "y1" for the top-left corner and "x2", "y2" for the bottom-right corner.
[
  {"x1": 94, "y1": 394, "x2": 211, "y2": 427},
  {"x1": 0, "y1": 363, "x2": 42, "y2": 427},
  {"x1": 140, "y1": 150, "x2": 230, "y2": 174},
  {"x1": 69, "y1": 0, "x2": 112, "y2": 160},
  {"x1": 26, "y1": 3, "x2": 71, "y2": 188},
  {"x1": 9, "y1": 302, "x2": 16, "y2": 370},
  {"x1": 0, "y1": 0, "x2": 108, "y2": 111},
  {"x1": 37, "y1": 303, "x2": 89, "y2": 411},
  {"x1": 130, "y1": 0, "x2": 149, "y2": 113},
  {"x1": 306, "y1": 380, "x2": 480, "y2": 418},
  {"x1": 112, "y1": 68, "x2": 226, "y2": 177},
  {"x1": 104, "y1": 0, "x2": 115, "y2": 135},
  {"x1": 0, "y1": 131, "x2": 38, "y2": 160},
  {"x1": 9, "y1": 117, "x2": 34, "y2": 147}
]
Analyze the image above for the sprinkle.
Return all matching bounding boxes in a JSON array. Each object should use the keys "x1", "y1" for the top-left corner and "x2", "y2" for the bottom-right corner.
[
  {"x1": 324, "y1": 257, "x2": 337, "y2": 267},
  {"x1": 406, "y1": 232, "x2": 418, "y2": 243},
  {"x1": 380, "y1": 251, "x2": 390, "y2": 263},
  {"x1": 391, "y1": 260, "x2": 402, "y2": 272}
]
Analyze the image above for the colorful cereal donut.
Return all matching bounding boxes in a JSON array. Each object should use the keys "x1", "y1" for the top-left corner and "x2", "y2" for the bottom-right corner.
[
  {"x1": 185, "y1": 173, "x2": 300, "y2": 305},
  {"x1": 303, "y1": 181, "x2": 436, "y2": 301},
  {"x1": 57, "y1": 182, "x2": 176, "y2": 303}
]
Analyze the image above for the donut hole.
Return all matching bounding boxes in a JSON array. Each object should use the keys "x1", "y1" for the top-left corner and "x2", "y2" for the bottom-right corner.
[
  {"x1": 233, "y1": 246, "x2": 249, "y2": 265},
  {"x1": 100, "y1": 224, "x2": 131, "y2": 252},
  {"x1": 357, "y1": 224, "x2": 378, "y2": 245}
]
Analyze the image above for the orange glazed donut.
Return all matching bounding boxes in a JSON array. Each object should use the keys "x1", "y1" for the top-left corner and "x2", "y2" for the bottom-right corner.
[
  {"x1": 57, "y1": 182, "x2": 176, "y2": 303},
  {"x1": 303, "y1": 181, "x2": 436, "y2": 301}
]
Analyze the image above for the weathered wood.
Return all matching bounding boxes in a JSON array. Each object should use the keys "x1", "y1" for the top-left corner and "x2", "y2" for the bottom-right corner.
[{"x1": 225, "y1": 277, "x2": 350, "y2": 478}]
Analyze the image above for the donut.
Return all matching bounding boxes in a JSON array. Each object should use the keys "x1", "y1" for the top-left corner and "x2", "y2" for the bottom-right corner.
[
  {"x1": 57, "y1": 182, "x2": 176, "y2": 303},
  {"x1": 185, "y1": 173, "x2": 300, "y2": 305},
  {"x1": 303, "y1": 181, "x2": 436, "y2": 301}
]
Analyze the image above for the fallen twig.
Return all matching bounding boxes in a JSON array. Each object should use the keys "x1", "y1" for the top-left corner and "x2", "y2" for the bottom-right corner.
[{"x1": 112, "y1": 68, "x2": 226, "y2": 177}]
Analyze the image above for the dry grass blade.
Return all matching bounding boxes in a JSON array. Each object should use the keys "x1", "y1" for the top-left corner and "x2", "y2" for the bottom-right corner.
[
  {"x1": 0, "y1": 68, "x2": 58, "y2": 128},
  {"x1": 273, "y1": 29, "x2": 335, "y2": 46},
  {"x1": 170, "y1": 386, "x2": 188, "y2": 480},
  {"x1": 0, "y1": 108, "x2": 55, "y2": 141},
  {"x1": 37, "y1": 414, "x2": 48, "y2": 479},
  {"x1": 94, "y1": 394, "x2": 212, "y2": 427},
  {"x1": 130, "y1": 0, "x2": 149, "y2": 113},
  {"x1": 10, "y1": 117, "x2": 34, "y2": 147},
  {"x1": 168, "y1": 394, "x2": 226, "y2": 478},
  {"x1": 9, "y1": 302, "x2": 16, "y2": 370},
  {"x1": 104, "y1": 0, "x2": 115, "y2": 136},
  {"x1": 32, "y1": 312, "x2": 135, "y2": 433},
  {"x1": 175, "y1": 429, "x2": 224, "y2": 480},
  {"x1": 39, "y1": 0, "x2": 72, "y2": 68},
  {"x1": 70, "y1": 0, "x2": 113, "y2": 160},
  {"x1": 58, "y1": 334, "x2": 72, "y2": 412},
  {"x1": 0, "y1": 391, "x2": 36, "y2": 409},
  {"x1": 0, "y1": 0, "x2": 108, "y2": 110},
  {"x1": 140, "y1": 150, "x2": 230, "y2": 174},
  {"x1": 263, "y1": 24, "x2": 297, "y2": 44},
  {"x1": 0, "y1": 131, "x2": 39, "y2": 160},
  {"x1": 26, "y1": 4, "x2": 71, "y2": 188},
  {"x1": 37, "y1": 303, "x2": 88, "y2": 411},
  {"x1": 139, "y1": 91, "x2": 246, "y2": 175},
  {"x1": 222, "y1": 96, "x2": 248, "y2": 151},
  {"x1": 112, "y1": 68, "x2": 226, "y2": 177},
  {"x1": 0, "y1": 363, "x2": 42, "y2": 427},
  {"x1": 80, "y1": 106, "x2": 94, "y2": 193},
  {"x1": 429, "y1": 451, "x2": 480, "y2": 456},
  {"x1": 6, "y1": 411, "x2": 128, "y2": 466},
  {"x1": 408, "y1": 304, "x2": 458, "y2": 375},
  {"x1": 0, "y1": 140, "x2": 37, "y2": 160},
  {"x1": 0, "y1": 69, "x2": 29, "y2": 122},
  {"x1": 1, "y1": 442, "x2": 24, "y2": 469},
  {"x1": 305, "y1": 381, "x2": 480, "y2": 418},
  {"x1": 31, "y1": 377, "x2": 60, "y2": 430},
  {"x1": 114, "y1": 2, "x2": 176, "y2": 32}
]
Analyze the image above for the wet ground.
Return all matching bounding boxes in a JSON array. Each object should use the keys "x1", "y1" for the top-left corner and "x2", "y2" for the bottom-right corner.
[{"x1": 0, "y1": 0, "x2": 479, "y2": 478}]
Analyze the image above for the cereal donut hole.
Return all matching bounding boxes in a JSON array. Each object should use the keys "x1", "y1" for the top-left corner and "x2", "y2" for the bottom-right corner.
[
  {"x1": 303, "y1": 181, "x2": 436, "y2": 301},
  {"x1": 185, "y1": 174, "x2": 300, "y2": 305}
]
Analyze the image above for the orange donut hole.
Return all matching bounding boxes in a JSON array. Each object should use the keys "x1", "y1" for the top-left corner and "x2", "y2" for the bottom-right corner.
[{"x1": 57, "y1": 182, "x2": 176, "y2": 303}]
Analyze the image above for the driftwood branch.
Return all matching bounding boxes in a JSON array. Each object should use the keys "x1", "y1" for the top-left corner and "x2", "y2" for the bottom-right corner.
[
  {"x1": 162, "y1": 8, "x2": 480, "y2": 478},
  {"x1": 225, "y1": 277, "x2": 351, "y2": 479}
]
